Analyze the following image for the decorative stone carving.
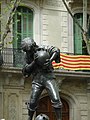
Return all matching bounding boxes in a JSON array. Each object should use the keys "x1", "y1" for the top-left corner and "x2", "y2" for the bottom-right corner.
[
  {"x1": 4, "y1": 73, "x2": 25, "y2": 89},
  {"x1": 8, "y1": 93, "x2": 18, "y2": 120},
  {"x1": 44, "y1": 0, "x2": 63, "y2": 7}
]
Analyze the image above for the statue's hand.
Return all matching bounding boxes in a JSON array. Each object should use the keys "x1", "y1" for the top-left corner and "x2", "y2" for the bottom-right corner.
[
  {"x1": 44, "y1": 59, "x2": 51, "y2": 67},
  {"x1": 22, "y1": 66, "x2": 30, "y2": 78},
  {"x1": 34, "y1": 53, "x2": 39, "y2": 62},
  {"x1": 24, "y1": 74, "x2": 30, "y2": 78}
]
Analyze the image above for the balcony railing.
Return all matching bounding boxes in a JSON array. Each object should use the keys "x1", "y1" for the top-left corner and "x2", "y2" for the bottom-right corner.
[
  {"x1": 1, "y1": 48, "x2": 73, "y2": 69},
  {"x1": 1, "y1": 48, "x2": 90, "y2": 72},
  {"x1": 1, "y1": 48, "x2": 25, "y2": 68}
]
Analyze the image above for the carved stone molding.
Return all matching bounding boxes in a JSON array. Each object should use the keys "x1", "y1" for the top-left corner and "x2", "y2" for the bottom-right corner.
[
  {"x1": 4, "y1": 92, "x2": 20, "y2": 120},
  {"x1": 3, "y1": 73, "x2": 25, "y2": 89},
  {"x1": 8, "y1": 94, "x2": 18, "y2": 120},
  {"x1": 43, "y1": 0, "x2": 63, "y2": 7},
  {"x1": 87, "y1": 79, "x2": 90, "y2": 93}
]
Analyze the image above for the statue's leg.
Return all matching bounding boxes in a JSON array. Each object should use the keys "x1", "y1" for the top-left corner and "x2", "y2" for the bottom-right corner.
[
  {"x1": 28, "y1": 110, "x2": 35, "y2": 120},
  {"x1": 25, "y1": 102, "x2": 35, "y2": 120},
  {"x1": 45, "y1": 79, "x2": 62, "y2": 120},
  {"x1": 28, "y1": 83, "x2": 43, "y2": 120},
  {"x1": 53, "y1": 107, "x2": 62, "y2": 120}
]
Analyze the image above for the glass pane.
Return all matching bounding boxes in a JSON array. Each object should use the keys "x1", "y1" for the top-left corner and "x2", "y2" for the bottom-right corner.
[
  {"x1": 23, "y1": 15, "x2": 27, "y2": 33},
  {"x1": 17, "y1": 13, "x2": 21, "y2": 33},
  {"x1": 17, "y1": 33, "x2": 21, "y2": 48},
  {"x1": 28, "y1": 14, "x2": 33, "y2": 33}
]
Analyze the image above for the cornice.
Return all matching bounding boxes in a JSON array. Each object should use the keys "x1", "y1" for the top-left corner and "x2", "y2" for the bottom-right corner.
[
  {"x1": 0, "y1": 66, "x2": 90, "y2": 79},
  {"x1": 54, "y1": 69, "x2": 90, "y2": 79}
]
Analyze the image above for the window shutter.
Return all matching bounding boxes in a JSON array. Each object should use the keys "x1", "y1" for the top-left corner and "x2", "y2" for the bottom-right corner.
[
  {"x1": 74, "y1": 13, "x2": 83, "y2": 54},
  {"x1": 13, "y1": 6, "x2": 33, "y2": 67},
  {"x1": 13, "y1": 6, "x2": 33, "y2": 49}
]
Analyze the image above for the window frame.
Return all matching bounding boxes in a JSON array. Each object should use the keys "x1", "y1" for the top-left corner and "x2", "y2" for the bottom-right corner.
[
  {"x1": 13, "y1": 6, "x2": 33, "y2": 49},
  {"x1": 13, "y1": 6, "x2": 33, "y2": 67}
]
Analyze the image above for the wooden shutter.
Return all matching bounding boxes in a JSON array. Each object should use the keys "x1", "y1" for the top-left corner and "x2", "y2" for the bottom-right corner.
[
  {"x1": 74, "y1": 13, "x2": 83, "y2": 54},
  {"x1": 13, "y1": 6, "x2": 33, "y2": 49}
]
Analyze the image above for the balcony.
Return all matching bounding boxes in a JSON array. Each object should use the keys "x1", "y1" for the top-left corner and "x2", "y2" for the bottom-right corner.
[
  {"x1": 0, "y1": 48, "x2": 90, "y2": 79},
  {"x1": 66, "y1": 0, "x2": 90, "y2": 9},
  {"x1": 1, "y1": 48, "x2": 90, "y2": 70},
  {"x1": 1, "y1": 48, "x2": 24, "y2": 68},
  {"x1": 0, "y1": 48, "x2": 73, "y2": 68}
]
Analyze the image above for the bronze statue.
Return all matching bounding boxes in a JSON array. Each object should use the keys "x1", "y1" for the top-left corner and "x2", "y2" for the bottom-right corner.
[{"x1": 21, "y1": 37, "x2": 62, "y2": 120}]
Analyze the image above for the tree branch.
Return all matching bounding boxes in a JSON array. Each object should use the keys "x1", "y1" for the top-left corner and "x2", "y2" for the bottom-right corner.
[
  {"x1": 1, "y1": 0, "x2": 21, "y2": 48},
  {"x1": 62, "y1": 0, "x2": 90, "y2": 55},
  {"x1": 62, "y1": 0, "x2": 85, "y2": 33}
]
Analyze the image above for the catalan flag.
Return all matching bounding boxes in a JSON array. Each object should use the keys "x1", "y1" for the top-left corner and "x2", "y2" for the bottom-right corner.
[{"x1": 53, "y1": 53, "x2": 90, "y2": 70}]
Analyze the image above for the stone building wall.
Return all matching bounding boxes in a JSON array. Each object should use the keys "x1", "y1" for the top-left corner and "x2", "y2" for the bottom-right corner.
[
  {"x1": 61, "y1": 78, "x2": 88, "y2": 120},
  {"x1": 1, "y1": 0, "x2": 74, "y2": 53},
  {"x1": 40, "y1": 0, "x2": 73, "y2": 53},
  {"x1": 0, "y1": 69, "x2": 90, "y2": 120},
  {"x1": 0, "y1": 0, "x2": 90, "y2": 120}
]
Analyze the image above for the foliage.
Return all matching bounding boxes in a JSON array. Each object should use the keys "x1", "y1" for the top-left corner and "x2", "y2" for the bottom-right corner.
[{"x1": 0, "y1": 0, "x2": 21, "y2": 49}]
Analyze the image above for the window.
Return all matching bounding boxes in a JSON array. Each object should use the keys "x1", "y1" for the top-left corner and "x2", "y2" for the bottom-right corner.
[
  {"x1": 13, "y1": 6, "x2": 33, "y2": 67},
  {"x1": 74, "y1": 13, "x2": 88, "y2": 55},
  {"x1": 13, "y1": 6, "x2": 33, "y2": 49}
]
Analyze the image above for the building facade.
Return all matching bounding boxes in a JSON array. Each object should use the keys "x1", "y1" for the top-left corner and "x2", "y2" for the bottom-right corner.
[{"x1": 0, "y1": 0, "x2": 90, "y2": 120}]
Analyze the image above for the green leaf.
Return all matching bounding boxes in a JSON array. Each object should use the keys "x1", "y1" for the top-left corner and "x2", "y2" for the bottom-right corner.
[{"x1": 8, "y1": 40, "x2": 13, "y2": 44}]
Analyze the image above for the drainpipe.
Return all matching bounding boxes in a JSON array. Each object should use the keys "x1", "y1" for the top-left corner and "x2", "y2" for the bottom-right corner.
[{"x1": 83, "y1": 0, "x2": 87, "y2": 32}]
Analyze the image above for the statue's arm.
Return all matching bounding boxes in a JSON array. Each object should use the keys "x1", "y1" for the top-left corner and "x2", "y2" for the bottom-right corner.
[
  {"x1": 44, "y1": 46, "x2": 61, "y2": 67},
  {"x1": 22, "y1": 53, "x2": 36, "y2": 78},
  {"x1": 51, "y1": 47, "x2": 61, "y2": 63},
  {"x1": 22, "y1": 61, "x2": 35, "y2": 78}
]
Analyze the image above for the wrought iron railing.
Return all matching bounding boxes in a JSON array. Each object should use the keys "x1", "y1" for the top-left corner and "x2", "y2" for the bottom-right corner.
[
  {"x1": 1, "y1": 48, "x2": 25, "y2": 68},
  {"x1": 1, "y1": 48, "x2": 90, "y2": 72},
  {"x1": 1, "y1": 48, "x2": 74, "y2": 68}
]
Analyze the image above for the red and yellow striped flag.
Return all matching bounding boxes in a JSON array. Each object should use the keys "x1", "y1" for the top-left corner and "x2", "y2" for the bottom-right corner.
[{"x1": 52, "y1": 53, "x2": 90, "y2": 70}]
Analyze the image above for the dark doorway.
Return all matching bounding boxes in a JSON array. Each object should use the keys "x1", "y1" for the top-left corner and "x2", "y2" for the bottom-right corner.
[{"x1": 36, "y1": 96, "x2": 69, "y2": 120}]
